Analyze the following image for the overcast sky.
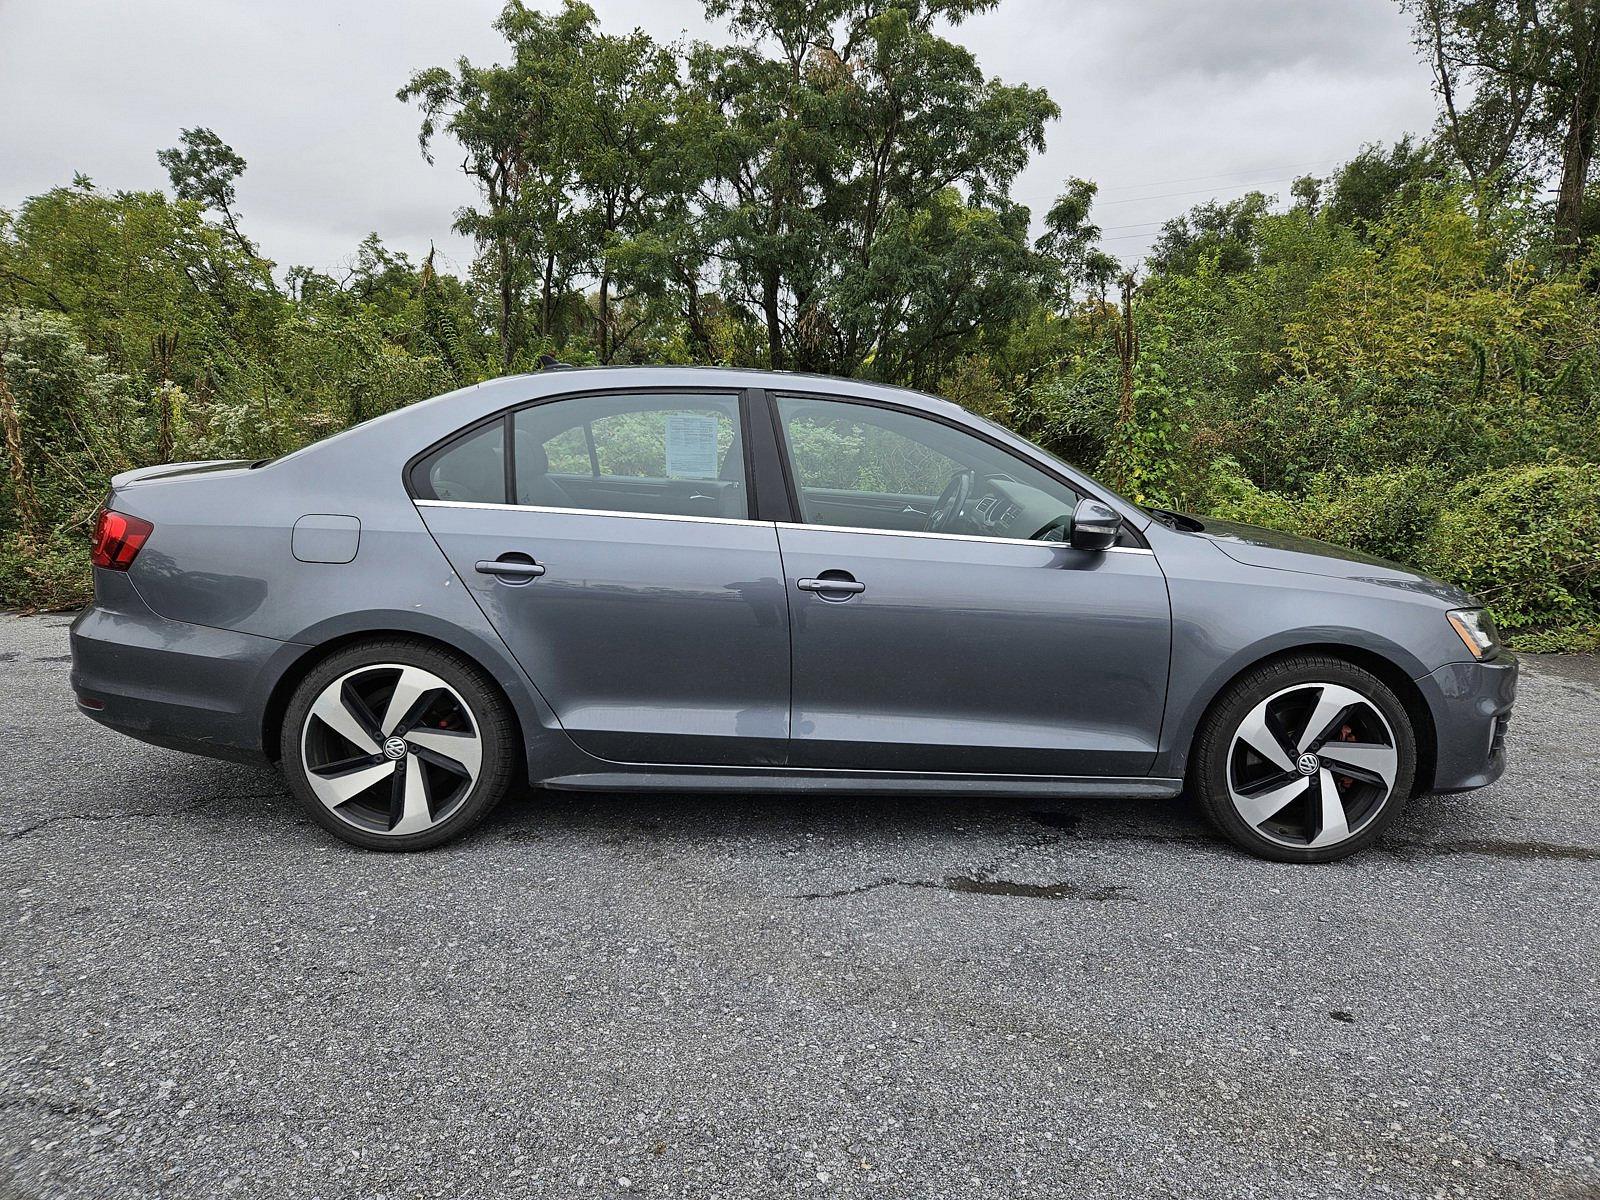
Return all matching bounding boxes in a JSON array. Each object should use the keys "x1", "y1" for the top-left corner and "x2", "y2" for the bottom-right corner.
[{"x1": 0, "y1": 0, "x2": 1438, "y2": 276}]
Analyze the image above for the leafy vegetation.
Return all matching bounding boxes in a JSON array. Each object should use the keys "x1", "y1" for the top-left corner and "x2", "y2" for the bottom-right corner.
[{"x1": 2, "y1": 0, "x2": 1598, "y2": 647}]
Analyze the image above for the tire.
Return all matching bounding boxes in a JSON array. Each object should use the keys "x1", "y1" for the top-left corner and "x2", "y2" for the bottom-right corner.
[
  {"x1": 1191, "y1": 654, "x2": 1416, "y2": 863},
  {"x1": 279, "y1": 638, "x2": 518, "y2": 851}
]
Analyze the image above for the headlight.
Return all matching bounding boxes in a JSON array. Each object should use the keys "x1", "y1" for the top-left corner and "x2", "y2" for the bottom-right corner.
[{"x1": 1447, "y1": 608, "x2": 1499, "y2": 659}]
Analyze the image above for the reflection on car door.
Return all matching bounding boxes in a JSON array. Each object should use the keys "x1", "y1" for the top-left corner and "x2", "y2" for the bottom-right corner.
[{"x1": 773, "y1": 394, "x2": 1171, "y2": 777}]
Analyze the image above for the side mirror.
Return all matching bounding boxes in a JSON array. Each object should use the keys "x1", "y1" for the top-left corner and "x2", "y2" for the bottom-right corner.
[{"x1": 1069, "y1": 498, "x2": 1120, "y2": 551}]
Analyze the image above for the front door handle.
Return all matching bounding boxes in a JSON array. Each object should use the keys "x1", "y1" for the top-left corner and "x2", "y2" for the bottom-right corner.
[
  {"x1": 797, "y1": 576, "x2": 865, "y2": 595},
  {"x1": 476, "y1": 556, "x2": 547, "y2": 582}
]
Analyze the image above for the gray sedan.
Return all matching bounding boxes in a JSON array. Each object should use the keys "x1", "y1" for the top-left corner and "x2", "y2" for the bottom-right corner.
[{"x1": 70, "y1": 367, "x2": 1515, "y2": 861}]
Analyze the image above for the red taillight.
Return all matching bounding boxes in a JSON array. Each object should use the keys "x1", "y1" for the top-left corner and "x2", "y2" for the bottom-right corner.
[{"x1": 91, "y1": 509, "x2": 154, "y2": 570}]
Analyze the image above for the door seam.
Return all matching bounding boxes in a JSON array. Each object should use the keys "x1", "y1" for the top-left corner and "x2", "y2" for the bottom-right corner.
[{"x1": 772, "y1": 523, "x2": 795, "y2": 753}]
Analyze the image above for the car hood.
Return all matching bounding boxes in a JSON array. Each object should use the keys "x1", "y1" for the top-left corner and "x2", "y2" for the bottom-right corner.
[{"x1": 1193, "y1": 516, "x2": 1474, "y2": 605}]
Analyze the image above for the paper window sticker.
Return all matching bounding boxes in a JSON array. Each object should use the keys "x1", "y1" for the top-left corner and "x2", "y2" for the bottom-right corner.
[{"x1": 664, "y1": 412, "x2": 720, "y2": 479}]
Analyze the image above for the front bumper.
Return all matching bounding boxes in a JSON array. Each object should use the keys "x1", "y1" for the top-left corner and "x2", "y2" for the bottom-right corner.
[
  {"x1": 1416, "y1": 653, "x2": 1518, "y2": 793},
  {"x1": 69, "y1": 570, "x2": 293, "y2": 763}
]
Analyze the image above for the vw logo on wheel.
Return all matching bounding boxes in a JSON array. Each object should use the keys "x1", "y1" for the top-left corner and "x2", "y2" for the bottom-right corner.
[
  {"x1": 382, "y1": 735, "x2": 408, "y2": 761},
  {"x1": 1296, "y1": 752, "x2": 1320, "y2": 775}
]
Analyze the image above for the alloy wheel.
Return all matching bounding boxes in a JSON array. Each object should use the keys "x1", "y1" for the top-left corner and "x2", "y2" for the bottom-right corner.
[
  {"x1": 299, "y1": 664, "x2": 482, "y2": 837},
  {"x1": 1226, "y1": 682, "x2": 1399, "y2": 850}
]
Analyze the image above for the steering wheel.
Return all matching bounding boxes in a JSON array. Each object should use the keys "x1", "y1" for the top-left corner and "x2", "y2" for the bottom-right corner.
[{"x1": 926, "y1": 469, "x2": 975, "y2": 533}]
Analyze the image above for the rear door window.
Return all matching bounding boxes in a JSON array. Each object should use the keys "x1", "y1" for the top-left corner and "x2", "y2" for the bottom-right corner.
[{"x1": 512, "y1": 393, "x2": 748, "y2": 520}]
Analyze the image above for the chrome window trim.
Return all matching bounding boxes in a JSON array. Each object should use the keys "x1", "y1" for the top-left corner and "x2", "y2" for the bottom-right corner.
[
  {"x1": 778, "y1": 521, "x2": 1155, "y2": 554},
  {"x1": 414, "y1": 498, "x2": 1155, "y2": 553},
  {"x1": 415, "y1": 498, "x2": 764, "y2": 527}
]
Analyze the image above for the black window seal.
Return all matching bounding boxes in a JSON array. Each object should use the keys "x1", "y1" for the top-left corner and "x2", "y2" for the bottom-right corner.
[
  {"x1": 760, "y1": 390, "x2": 804, "y2": 524},
  {"x1": 745, "y1": 389, "x2": 797, "y2": 524},
  {"x1": 501, "y1": 412, "x2": 516, "y2": 505}
]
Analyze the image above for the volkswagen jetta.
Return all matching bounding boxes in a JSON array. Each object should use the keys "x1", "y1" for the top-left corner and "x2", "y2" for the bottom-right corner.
[{"x1": 70, "y1": 367, "x2": 1516, "y2": 861}]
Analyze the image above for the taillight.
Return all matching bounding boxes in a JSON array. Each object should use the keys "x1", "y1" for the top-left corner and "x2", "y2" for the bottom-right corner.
[{"x1": 91, "y1": 509, "x2": 154, "y2": 570}]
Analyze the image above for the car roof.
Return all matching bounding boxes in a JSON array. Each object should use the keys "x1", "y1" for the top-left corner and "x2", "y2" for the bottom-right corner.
[
  {"x1": 478, "y1": 365, "x2": 970, "y2": 420},
  {"x1": 272, "y1": 366, "x2": 963, "y2": 475}
]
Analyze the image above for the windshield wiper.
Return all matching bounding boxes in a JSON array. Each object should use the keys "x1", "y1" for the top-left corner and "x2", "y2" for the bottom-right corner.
[{"x1": 1148, "y1": 507, "x2": 1204, "y2": 532}]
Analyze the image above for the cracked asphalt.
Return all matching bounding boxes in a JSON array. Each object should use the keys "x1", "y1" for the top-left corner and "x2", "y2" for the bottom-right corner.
[{"x1": 2, "y1": 613, "x2": 1598, "y2": 1200}]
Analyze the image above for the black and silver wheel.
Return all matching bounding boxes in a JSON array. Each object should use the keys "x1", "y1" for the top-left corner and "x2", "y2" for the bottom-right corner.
[
  {"x1": 280, "y1": 640, "x2": 517, "y2": 851},
  {"x1": 1193, "y1": 655, "x2": 1416, "y2": 862}
]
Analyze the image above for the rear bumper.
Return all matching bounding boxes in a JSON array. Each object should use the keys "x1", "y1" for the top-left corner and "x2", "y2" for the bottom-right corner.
[
  {"x1": 1416, "y1": 654, "x2": 1518, "y2": 793},
  {"x1": 69, "y1": 571, "x2": 291, "y2": 763}
]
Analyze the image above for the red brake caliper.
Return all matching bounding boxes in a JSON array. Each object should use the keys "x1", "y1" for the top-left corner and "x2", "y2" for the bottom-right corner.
[{"x1": 1335, "y1": 722, "x2": 1357, "y2": 790}]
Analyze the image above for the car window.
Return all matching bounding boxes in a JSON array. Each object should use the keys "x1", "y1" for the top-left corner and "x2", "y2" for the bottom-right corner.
[
  {"x1": 784, "y1": 405, "x2": 961, "y2": 496},
  {"x1": 776, "y1": 394, "x2": 1080, "y2": 540},
  {"x1": 511, "y1": 392, "x2": 747, "y2": 519},
  {"x1": 417, "y1": 419, "x2": 505, "y2": 504},
  {"x1": 541, "y1": 424, "x2": 590, "y2": 474}
]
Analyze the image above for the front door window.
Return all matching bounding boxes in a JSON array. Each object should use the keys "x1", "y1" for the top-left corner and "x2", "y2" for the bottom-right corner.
[{"x1": 775, "y1": 395, "x2": 1080, "y2": 540}]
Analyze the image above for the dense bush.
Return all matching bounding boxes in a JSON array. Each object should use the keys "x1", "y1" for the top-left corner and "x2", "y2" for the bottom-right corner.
[
  {"x1": 0, "y1": 309, "x2": 139, "y2": 608},
  {"x1": 1421, "y1": 462, "x2": 1600, "y2": 638},
  {"x1": 1032, "y1": 186, "x2": 1600, "y2": 650}
]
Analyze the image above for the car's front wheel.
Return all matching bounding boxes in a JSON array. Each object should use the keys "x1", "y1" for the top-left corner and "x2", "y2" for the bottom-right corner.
[
  {"x1": 280, "y1": 639, "x2": 517, "y2": 851},
  {"x1": 1192, "y1": 655, "x2": 1416, "y2": 863}
]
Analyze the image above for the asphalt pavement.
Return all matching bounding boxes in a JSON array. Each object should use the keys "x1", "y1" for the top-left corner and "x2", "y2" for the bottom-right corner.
[{"x1": 1, "y1": 613, "x2": 1597, "y2": 1199}]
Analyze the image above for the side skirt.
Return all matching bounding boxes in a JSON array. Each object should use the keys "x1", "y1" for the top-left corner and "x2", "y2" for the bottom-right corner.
[{"x1": 540, "y1": 770, "x2": 1184, "y2": 799}]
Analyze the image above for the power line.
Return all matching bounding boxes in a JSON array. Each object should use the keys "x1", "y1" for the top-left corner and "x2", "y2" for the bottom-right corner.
[
  {"x1": 1097, "y1": 218, "x2": 1168, "y2": 233},
  {"x1": 1091, "y1": 158, "x2": 1341, "y2": 196},
  {"x1": 1094, "y1": 175, "x2": 1314, "y2": 207},
  {"x1": 1014, "y1": 159, "x2": 1342, "y2": 212}
]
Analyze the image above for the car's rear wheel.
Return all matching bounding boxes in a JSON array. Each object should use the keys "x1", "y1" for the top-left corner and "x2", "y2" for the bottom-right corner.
[
  {"x1": 1192, "y1": 655, "x2": 1416, "y2": 863},
  {"x1": 280, "y1": 639, "x2": 517, "y2": 851}
]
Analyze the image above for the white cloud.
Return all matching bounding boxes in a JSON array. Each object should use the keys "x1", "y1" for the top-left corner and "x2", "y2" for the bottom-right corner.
[{"x1": 0, "y1": 0, "x2": 1439, "y2": 272}]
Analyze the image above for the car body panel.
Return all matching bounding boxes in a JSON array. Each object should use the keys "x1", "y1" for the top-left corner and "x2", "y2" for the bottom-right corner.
[
  {"x1": 1416, "y1": 656, "x2": 1517, "y2": 791},
  {"x1": 776, "y1": 524, "x2": 1170, "y2": 774},
  {"x1": 1197, "y1": 515, "x2": 1474, "y2": 600},
  {"x1": 416, "y1": 500, "x2": 791, "y2": 766},
  {"x1": 1146, "y1": 529, "x2": 1508, "y2": 783}
]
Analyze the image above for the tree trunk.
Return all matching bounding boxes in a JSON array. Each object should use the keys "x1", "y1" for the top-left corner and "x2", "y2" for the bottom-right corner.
[
  {"x1": 1554, "y1": 18, "x2": 1600, "y2": 265},
  {"x1": 1114, "y1": 273, "x2": 1138, "y2": 424},
  {"x1": 763, "y1": 271, "x2": 785, "y2": 370},
  {"x1": 683, "y1": 273, "x2": 713, "y2": 361},
  {"x1": 497, "y1": 235, "x2": 514, "y2": 370},
  {"x1": 541, "y1": 251, "x2": 555, "y2": 339},
  {"x1": 0, "y1": 346, "x2": 39, "y2": 546}
]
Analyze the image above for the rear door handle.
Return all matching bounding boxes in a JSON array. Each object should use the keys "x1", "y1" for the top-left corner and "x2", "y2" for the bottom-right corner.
[
  {"x1": 476, "y1": 557, "x2": 546, "y2": 581},
  {"x1": 797, "y1": 577, "x2": 865, "y2": 595}
]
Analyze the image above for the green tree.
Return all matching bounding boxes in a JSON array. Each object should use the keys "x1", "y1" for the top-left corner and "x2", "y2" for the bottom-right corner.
[
  {"x1": 563, "y1": 22, "x2": 700, "y2": 362},
  {"x1": 1035, "y1": 177, "x2": 1118, "y2": 309},
  {"x1": 157, "y1": 127, "x2": 257, "y2": 257},
  {"x1": 695, "y1": 0, "x2": 1056, "y2": 378},
  {"x1": 1324, "y1": 137, "x2": 1447, "y2": 229},
  {"x1": 1148, "y1": 191, "x2": 1273, "y2": 276},
  {"x1": 400, "y1": 1, "x2": 596, "y2": 366},
  {"x1": 1405, "y1": 0, "x2": 1600, "y2": 260}
]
